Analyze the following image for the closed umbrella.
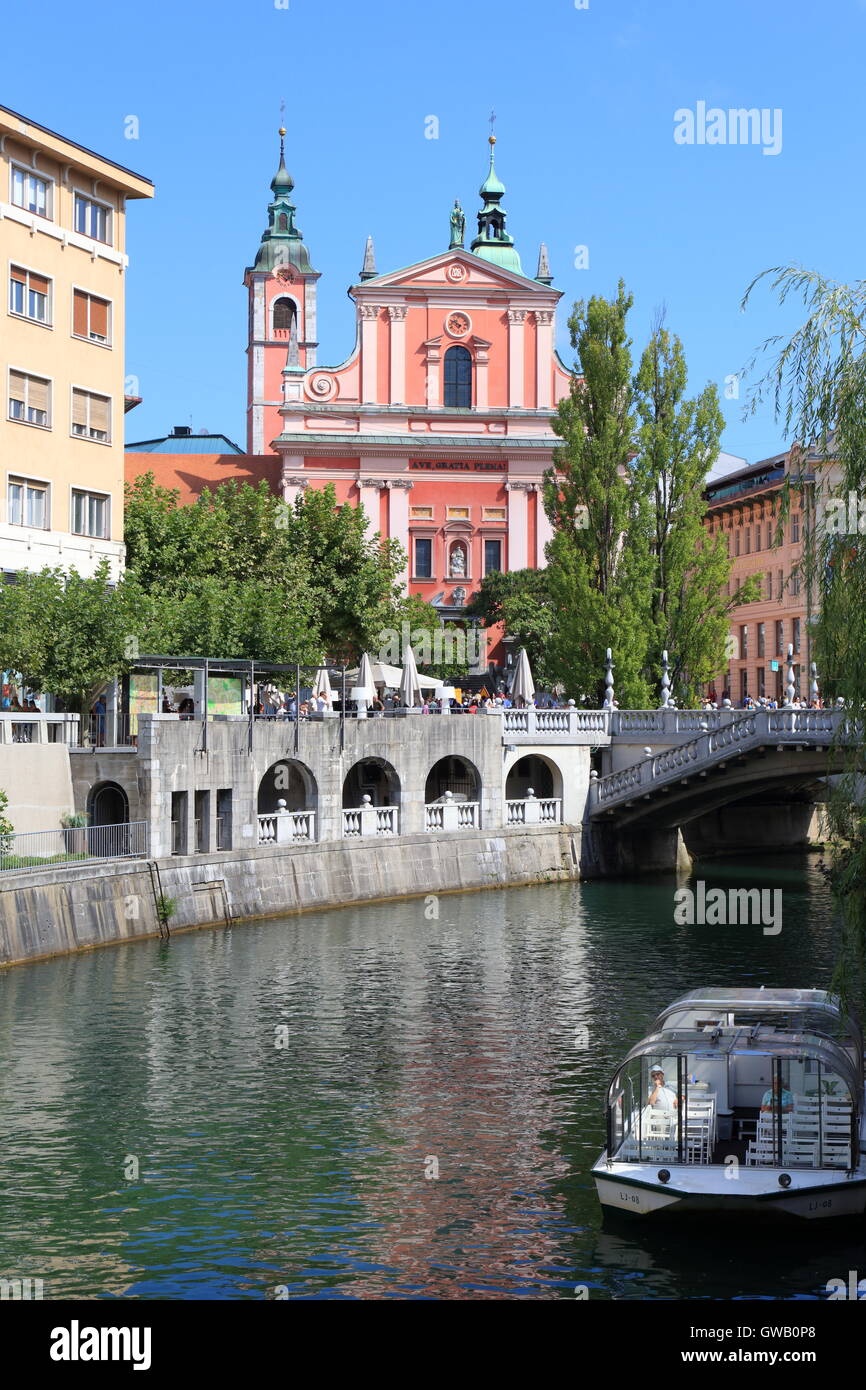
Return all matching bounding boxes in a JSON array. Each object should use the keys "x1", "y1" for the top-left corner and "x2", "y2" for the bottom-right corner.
[
  {"x1": 510, "y1": 647, "x2": 536, "y2": 706},
  {"x1": 313, "y1": 664, "x2": 334, "y2": 706},
  {"x1": 357, "y1": 652, "x2": 377, "y2": 700},
  {"x1": 399, "y1": 642, "x2": 423, "y2": 708}
]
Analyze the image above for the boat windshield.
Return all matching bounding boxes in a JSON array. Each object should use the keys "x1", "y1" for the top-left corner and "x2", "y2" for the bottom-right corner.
[{"x1": 606, "y1": 1032, "x2": 858, "y2": 1171}]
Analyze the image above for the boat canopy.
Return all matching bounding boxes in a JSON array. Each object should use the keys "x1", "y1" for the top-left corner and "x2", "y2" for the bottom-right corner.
[
  {"x1": 613, "y1": 1027, "x2": 862, "y2": 1106},
  {"x1": 655, "y1": 988, "x2": 862, "y2": 1061}
]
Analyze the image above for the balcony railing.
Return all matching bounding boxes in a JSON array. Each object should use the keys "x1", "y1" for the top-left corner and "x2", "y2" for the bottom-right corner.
[
  {"x1": 0, "y1": 713, "x2": 80, "y2": 745},
  {"x1": 342, "y1": 804, "x2": 398, "y2": 837},
  {"x1": 257, "y1": 810, "x2": 316, "y2": 844},
  {"x1": 0, "y1": 821, "x2": 148, "y2": 874},
  {"x1": 505, "y1": 797, "x2": 562, "y2": 825},
  {"x1": 424, "y1": 800, "x2": 480, "y2": 831}
]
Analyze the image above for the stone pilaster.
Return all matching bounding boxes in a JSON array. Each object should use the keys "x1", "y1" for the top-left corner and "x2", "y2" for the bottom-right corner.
[
  {"x1": 388, "y1": 305, "x2": 408, "y2": 405},
  {"x1": 360, "y1": 304, "x2": 380, "y2": 403},
  {"x1": 534, "y1": 309, "x2": 554, "y2": 409},
  {"x1": 506, "y1": 480, "x2": 533, "y2": 570},
  {"x1": 507, "y1": 309, "x2": 527, "y2": 408}
]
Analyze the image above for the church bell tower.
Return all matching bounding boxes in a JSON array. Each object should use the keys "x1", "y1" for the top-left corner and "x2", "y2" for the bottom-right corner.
[{"x1": 244, "y1": 127, "x2": 320, "y2": 454}]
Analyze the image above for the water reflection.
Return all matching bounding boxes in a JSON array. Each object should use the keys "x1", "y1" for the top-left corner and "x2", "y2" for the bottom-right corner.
[{"x1": 0, "y1": 855, "x2": 862, "y2": 1299}]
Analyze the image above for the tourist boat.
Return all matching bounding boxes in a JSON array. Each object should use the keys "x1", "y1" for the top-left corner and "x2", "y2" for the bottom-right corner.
[{"x1": 592, "y1": 988, "x2": 866, "y2": 1221}]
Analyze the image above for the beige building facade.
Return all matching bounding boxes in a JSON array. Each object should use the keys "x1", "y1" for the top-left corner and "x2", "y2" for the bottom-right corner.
[{"x1": 0, "y1": 105, "x2": 152, "y2": 580}]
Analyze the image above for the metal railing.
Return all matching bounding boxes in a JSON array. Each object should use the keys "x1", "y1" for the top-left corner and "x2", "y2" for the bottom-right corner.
[
  {"x1": 0, "y1": 820, "x2": 148, "y2": 874},
  {"x1": 0, "y1": 713, "x2": 80, "y2": 745},
  {"x1": 86, "y1": 712, "x2": 137, "y2": 748},
  {"x1": 215, "y1": 816, "x2": 231, "y2": 851}
]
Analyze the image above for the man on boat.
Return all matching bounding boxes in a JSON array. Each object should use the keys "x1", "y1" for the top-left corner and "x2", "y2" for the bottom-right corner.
[
  {"x1": 648, "y1": 1067, "x2": 678, "y2": 1110},
  {"x1": 760, "y1": 1076, "x2": 793, "y2": 1115}
]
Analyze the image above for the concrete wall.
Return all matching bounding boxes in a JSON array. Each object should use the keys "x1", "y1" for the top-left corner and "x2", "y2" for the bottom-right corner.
[
  {"x1": 0, "y1": 744, "x2": 75, "y2": 834},
  {"x1": 0, "y1": 825, "x2": 581, "y2": 969}
]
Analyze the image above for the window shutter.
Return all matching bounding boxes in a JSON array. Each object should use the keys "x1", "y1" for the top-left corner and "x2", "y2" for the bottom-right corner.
[
  {"x1": 28, "y1": 376, "x2": 49, "y2": 415},
  {"x1": 72, "y1": 388, "x2": 88, "y2": 428},
  {"x1": 73, "y1": 291, "x2": 88, "y2": 337},
  {"x1": 9, "y1": 371, "x2": 26, "y2": 404},
  {"x1": 10, "y1": 266, "x2": 26, "y2": 285},
  {"x1": 89, "y1": 393, "x2": 110, "y2": 436},
  {"x1": 29, "y1": 273, "x2": 49, "y2": 297},
  {"x1": 89, "y1": 296, "x2": 109, "y2": 338}
]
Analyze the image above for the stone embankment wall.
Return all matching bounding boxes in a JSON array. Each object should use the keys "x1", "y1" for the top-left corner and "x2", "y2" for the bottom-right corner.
[{"x1": 0, "y1": 824, "x2": 581, "y2": 969}]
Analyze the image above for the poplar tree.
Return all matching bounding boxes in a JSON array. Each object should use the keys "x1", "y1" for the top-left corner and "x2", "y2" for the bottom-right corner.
[
  {"x1": 633, "y1": 322, "x2": 759, "y2": 704},
  {"x1": 543, "y1": 281, "x2": 654, "y2": 705}
]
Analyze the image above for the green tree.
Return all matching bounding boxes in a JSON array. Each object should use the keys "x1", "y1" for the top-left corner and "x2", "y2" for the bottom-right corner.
[
  {"x1": 0, "y1": 563, "x2": 151, "y2": 720},
  {"x1": 742, "y1": 263, "x2": 866, "y2": 1010},
  {"x1": 633, "y1": 322, "x2": 760, "y2": 704},
  {"x1": 543, "y1": 281, "x2": 654, "y2": 705},
  {"x1": 465, "y1": 569, "x2": 556, "y2": 688},
  {"x1": 0, "y1": 788, "x2": 14, "y2": 854}
]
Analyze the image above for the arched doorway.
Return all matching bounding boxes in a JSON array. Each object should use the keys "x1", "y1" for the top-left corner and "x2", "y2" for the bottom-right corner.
[
  {"x1": 424, "y1": 756, "x2": 480, "y2": 804},
  {"x1": 86, "y1": 781, "x2": 130, "y2": 857},
  {"x1": 342, "y1": 758, "x2": 400, "y2": 808},
  {"x1": 87, "y1": 781, "x2": 129, "y2": 826},
  {"x1": 505, "y1": 755, "x2": 561, "y2": 801},
  {"x1": 257, "y1": 759, "x2": 317, "y2": 815}
]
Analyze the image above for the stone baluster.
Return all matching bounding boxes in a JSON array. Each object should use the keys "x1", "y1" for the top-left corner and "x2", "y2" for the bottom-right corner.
[
  {"x1": 660, "y1": 650, "x2": 671, "y2": 709},
  {"x1": 603, "y1": 648, "x2": 615, "y2": 710},
  {"x1": 810, "y1": 661, "x2": 819, "y2": 705},
  {"x1": 785, "y1": 644, "x2": 795, "y2": 708}
]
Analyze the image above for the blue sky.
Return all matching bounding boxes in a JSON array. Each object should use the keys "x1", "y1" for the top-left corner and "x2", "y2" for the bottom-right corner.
[{"x1": 8, "y1": 0, "x2": 865, "y2": 462}]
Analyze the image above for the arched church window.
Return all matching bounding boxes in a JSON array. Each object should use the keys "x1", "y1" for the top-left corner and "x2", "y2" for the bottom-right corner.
[
  {"x1": 273, "y1": 297, "x2": 296, "y2": 333},
  {"x1": 444, "y1": 345, "x2": 472, "y2": 408},
  {"x1": 278, "y1": 213, "x2": 288, "y2": 231}
]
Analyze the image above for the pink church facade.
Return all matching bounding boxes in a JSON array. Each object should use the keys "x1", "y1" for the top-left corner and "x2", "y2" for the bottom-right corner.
[{"x1": 244, "y1": 131, "x2": 573, "y2": 635}]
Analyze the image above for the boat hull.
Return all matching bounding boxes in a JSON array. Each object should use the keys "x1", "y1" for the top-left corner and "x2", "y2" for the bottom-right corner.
[{"x1": 593, "y1": 1157, "x2": 866, "y2": 1221}]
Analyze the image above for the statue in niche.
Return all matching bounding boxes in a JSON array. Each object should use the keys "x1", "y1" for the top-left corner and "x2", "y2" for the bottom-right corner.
[
  {"x1": 450, "y1": 544, "x2": 466, "y2": 577},
  {"x1": 449, "y1": 199, "x2": 466, "y2": 249}
]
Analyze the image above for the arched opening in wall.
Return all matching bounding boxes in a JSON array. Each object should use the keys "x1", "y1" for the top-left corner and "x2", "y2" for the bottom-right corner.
[
  {"x1": 277, "y1": 213, "x2": 288, "y2": 231},
  {"x1": 273, "y1": 296, "x2": 297, "y2": 334},
  {"x1": 505, "y1": 754, "x2": 561, "y2": 801},
  {"x1": 86, "y1": 781, "x2": 130, "y2": 857},
  {"x1": 444, "y1": 344, "x2": 472, "y2": 408},
  {"x1": 342, "y1": 758, "x2": 400, "y2": 808},
  {"x1": 258, "y1": 759, "x2": 318, "y2": 815},
  {"x1": 425, "y1": 756, "x2": 480, "y2": 804},
  {"x1": 87, "y1": 780, "x2": 129, "y2": 826}
]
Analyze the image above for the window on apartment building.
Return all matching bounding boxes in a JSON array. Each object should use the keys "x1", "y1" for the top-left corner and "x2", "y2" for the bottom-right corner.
[
  {"x1": 744, "y1": 527, "x2": 751, "y2": 555},
  {"x1": 8, "y1": 477, "x2": 48, "y2": 529},
  {"x1": 72, "y1": 290, "x2": 111, "y2": 345},
  {"x1": 766, "y1": 521, "x2": 773, "y2": 548},
  {"x1": 792, "y1": 512, "x2": 801, "y2": 543},
  {"x1": 9, "y1": 266, "x2": 50, "y2": 324},
  {"x1": 766, "y1": 571, "x2": 773, "y2": 600},
  {"x1": 754, "y1": 524, "x2": 762, "y2": 552},
  {"x1": 71, "y1": 388, "x2": 111, "y2": 442},
  {"x1": 484, "y1": 539, "x2": 502, "y2": 574},
  {"x1": 757, "y1": 623, "x2": 766, "y2": 657},
  {"x1": 792, "y1": 618, "x2": 801, "y2": 652},
  {"x1": 758, "y1": 667, "x2": 766, "y2": 698},
  {"x1": 8, "y1": 370, "x2": 51, "y2": 427},
  {"x1": 791, "y1": 570, "x2": 801, "y2": 597},
  {"x1": 414, "y1": 537, "x2": 432, "y2": 578},
  {"x1": 740, "y1": 669, "x2": 749, "y2": 703},
  {"x1": 74, "y1": 193, "x2": 112, "y2": 244},
  {"x1": 443, "y1": 345, "x2": 472, "y2": 408},
  {"x1": 778, "y1": 567, "x2": 784, "y2": 599},
  {"x1": 11, "y1": 165, "x2": 51, "y2": 217},
  {"x1": 776, "y1": 619, "x2": 785, "y2": 655},
  {"x1": 734, "y1": 528, "x2": 741, "y2": 556},
  {"x1": 740, "y1": 624, "x2": 749, "y2": 659},
  {"x1": 71, "y1": 489, "x2": 109, "y2": 539}
]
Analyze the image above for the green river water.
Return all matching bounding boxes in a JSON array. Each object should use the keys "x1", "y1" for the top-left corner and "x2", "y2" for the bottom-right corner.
[{"x1": 1, "y1": 853, "x2": 863, "y2": 1300}]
